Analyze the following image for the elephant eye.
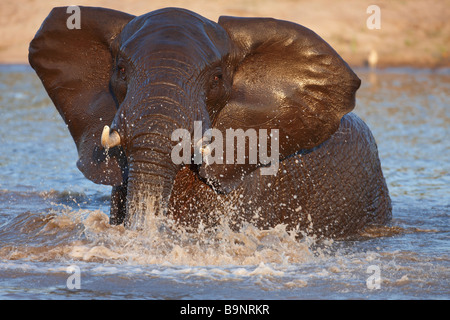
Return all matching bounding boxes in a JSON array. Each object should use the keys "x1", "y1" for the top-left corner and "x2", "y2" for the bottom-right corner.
[
  {"x1": 111, "y1": 59, "x2": 128, "y2": 104},
  {"x1": 206, "y1": 71, "x2": 229, "y2": 106},
  {"x1": 210, "y1": 73, "x2": 223, "y2": 89},
  {"x1": 117, "y1": 61, "x2": 127, "y2": 81},
  {"x1": 119, "y1": 67, "x2": 126, "y2": 80}
]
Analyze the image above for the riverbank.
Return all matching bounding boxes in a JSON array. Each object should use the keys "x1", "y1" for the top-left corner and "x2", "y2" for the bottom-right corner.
[{"x1": 0, "y1": 0, "x2": 449, "y2": 68}]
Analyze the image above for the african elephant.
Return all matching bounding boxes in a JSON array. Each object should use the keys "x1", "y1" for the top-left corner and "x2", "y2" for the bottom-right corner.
[{"x1": 29, "y1": 6, "x2": 391, "y2": 239}]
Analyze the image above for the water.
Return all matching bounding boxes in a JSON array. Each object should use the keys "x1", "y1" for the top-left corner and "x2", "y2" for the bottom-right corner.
[{"x1": 0, "y1": 65, "x2": 448, "y2": 300}]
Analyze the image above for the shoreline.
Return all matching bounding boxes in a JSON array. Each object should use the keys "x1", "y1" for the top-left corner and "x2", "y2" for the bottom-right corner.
[
  {"x1": 1, "y1": 0, "x2": 448, "y2": 68},
  {"x1": 2, "y1": 63, "x2": 449, "y2": 73}
]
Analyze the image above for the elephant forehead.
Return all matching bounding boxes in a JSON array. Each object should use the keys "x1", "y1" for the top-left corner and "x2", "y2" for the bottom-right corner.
[{"x1": 119, "y1": 8, "x2": 229, "y2": 59}]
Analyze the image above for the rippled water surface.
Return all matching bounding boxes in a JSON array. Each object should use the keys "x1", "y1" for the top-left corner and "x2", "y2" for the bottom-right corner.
[{"x1": 0, "y1": 65, "x2": 449, "y2": 300}]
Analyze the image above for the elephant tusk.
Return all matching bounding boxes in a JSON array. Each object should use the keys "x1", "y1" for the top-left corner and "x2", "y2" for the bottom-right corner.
[
  {"x1": 101, "y1": 125, "x2": 121, "y2": 149},
  {"x1": 195, "y1": 135, "x2": 212, "y2": 165},
  {"x1": 201, "y1": 145, "x2": 212, "y2": 165},
  {"x1": 195, "y1": 132, "x2": 211, "y2": 149}
]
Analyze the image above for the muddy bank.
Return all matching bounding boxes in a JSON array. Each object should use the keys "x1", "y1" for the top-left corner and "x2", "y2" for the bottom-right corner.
[{"x1": 0, "y1": 0, "x2": 449, "y2": 68}]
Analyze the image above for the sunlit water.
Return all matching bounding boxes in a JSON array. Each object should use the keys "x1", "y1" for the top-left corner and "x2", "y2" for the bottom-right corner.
[{"x1": 0, "y1": 65, "x2": 448, "y2": 299}]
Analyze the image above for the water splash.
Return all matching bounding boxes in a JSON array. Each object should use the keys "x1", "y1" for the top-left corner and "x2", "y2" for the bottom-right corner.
[{"x1": 0, "y1": 204, "x2": 321, "y2": 267}]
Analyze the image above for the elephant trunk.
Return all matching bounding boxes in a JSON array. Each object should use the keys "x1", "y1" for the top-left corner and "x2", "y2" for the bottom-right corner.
[
  {"x1": 125, "y1": 159, "x2": 176, "y2": 230},
  {"x1": 121, "y1": 109, "x2": 183, "y2": 230},
  {"x1": 115, "y1": 70, "x2": 209, "y2": 229}
]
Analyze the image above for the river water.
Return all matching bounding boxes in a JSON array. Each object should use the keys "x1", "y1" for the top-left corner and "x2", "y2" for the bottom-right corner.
[{"x1": 0, "y1": 65, "x2": 448, "y2": 300}]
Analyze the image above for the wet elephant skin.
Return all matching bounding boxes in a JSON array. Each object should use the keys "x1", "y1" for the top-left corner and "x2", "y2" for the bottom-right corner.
[{"x1": 29, "y1": 6, "x2": 391, "y2": 238}]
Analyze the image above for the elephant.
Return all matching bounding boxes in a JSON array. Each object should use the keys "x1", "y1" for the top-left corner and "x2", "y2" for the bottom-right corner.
[{"x1": 29, "y1": 6, "x2": 392, "y2": 239}]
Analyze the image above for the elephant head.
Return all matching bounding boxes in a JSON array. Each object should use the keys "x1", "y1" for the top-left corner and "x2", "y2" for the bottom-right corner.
[{"x1": 29, "y1": 7, "x2": 360, "y2": 230}]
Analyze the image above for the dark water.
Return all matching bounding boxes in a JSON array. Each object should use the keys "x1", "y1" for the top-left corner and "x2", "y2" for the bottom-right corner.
[{"x1": 0, "y1": 65, "x2": 448, "y2": 300}]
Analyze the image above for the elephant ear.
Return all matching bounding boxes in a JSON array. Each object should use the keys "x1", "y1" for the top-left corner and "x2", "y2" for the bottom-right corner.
[
  {"x1": 29, "y1": 6, "x2": 135, "y2": 186},
  {"x1": 199, "y1": 16, "x2": 361, "y2": 192}
]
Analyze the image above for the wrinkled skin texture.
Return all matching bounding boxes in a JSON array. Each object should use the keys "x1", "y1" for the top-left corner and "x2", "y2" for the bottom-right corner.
[{"x1": 29, "y1": 7, "x2": 391, "y2": 238}]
